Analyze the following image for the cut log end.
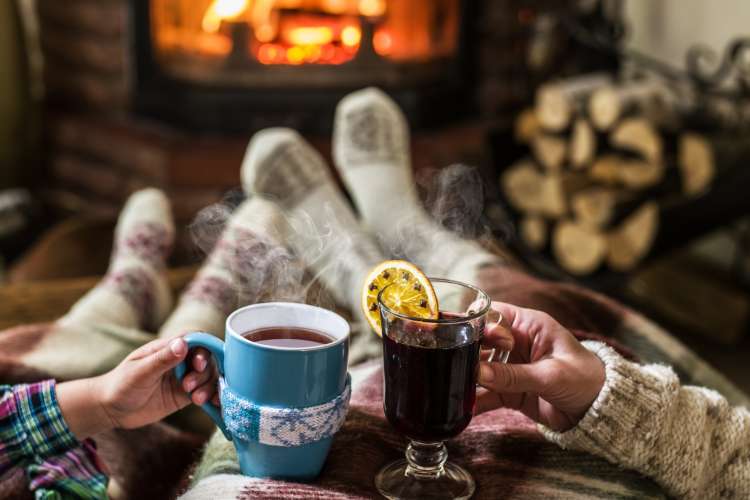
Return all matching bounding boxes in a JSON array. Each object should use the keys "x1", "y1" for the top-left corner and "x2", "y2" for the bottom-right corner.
[
  {"x1": 589, "y1": 155, "x2": 622, "y2": 186},
  {"x1": 611, "y1": 118, "x2": 663, "y2": 165},
  {"x1": 532, "y1": 134, "x2": 568, "y2": 171},
  {"x1": 607, "y1": 202, "x2": 659, "y2": 272},
  {"x1": 553, "y1": 220, "x2": 607, "y2": 275},
  {"x1": 570, "y1": 118, "x2": 597, "y2": 169},
  {"x1": 500, "y1": 161, "x2": 568, "y2": 218},
  {"x1": 535, "y1": 87, "x2": 572, "y2": 132},
  {"x1": 514, "y1": 109, "x2": 540, "y2": 144},
  {"x1": 589, "y1": 80, "x2": 675, "y2": 131},
  {"x1": 678, "y1": 133, "x2": 715, "y2": 196},
  {"x1": 589, "y1": 86, "x2": 621, "y2": 131},
  {"x1": 501, "y1": 161, "x2": 546, "y2": 214},
  {"x1": 590, "y1": 155, "x2": 664, "y2": 189},
  {"x1": 520, "y1": 215, "x2": 548, "y2": 250},
  {"x1": 571, "y1": 187, "x2": 617, "y2": 229},
  {"x1": 535, "y1": 73, "x2": 612, "y2": 132},
  {"x1": 617, "y1": 160, "x2": 665, "y2": 190}
]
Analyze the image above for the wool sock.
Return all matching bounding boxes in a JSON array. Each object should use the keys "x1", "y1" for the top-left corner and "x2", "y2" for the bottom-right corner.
[
  {"x1": 63, "y1": 188, "x2": 174, "y2": 330},
  {"x1": 25, "y1": 189, "x2": 174, "y2": 379},
  {"x1": 159, "y1": 197, "x2": 301, "y2": 340},
  {"x1": 241, "y1": 128, "x2": 385, "y2": 319},
  {"x1": 333, "y1": 87, "x2": 500, "y2": 286}
]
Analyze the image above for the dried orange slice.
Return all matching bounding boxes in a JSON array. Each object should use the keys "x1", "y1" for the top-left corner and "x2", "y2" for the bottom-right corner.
[{"x1": 361, "y1": 260, "x2": 439, "y2": 336}]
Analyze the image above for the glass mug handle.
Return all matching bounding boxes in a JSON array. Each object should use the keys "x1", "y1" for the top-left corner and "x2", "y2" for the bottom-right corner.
[
  {"x1": 173, "y1": 332, "x2": 232, "y2": 440},
  {"x1": 467, "y1": 300, "x2": 511, "y2": 365},
  {"x1": 486, "y1": 348, "x2": 510, "y2": 364}
]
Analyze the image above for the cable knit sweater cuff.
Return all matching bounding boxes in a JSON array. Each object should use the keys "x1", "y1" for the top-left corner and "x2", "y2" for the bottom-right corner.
[{"x1": 541, "y1": 341, "x2": 680, "y2": 467}]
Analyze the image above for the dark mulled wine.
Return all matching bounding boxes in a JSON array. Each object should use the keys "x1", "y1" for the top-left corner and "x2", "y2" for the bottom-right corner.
[
  {"x1": 242, "y1": 327, "x2": 334, "y2": 348},
  {"x1": 382, "y1": 312, "x2": 483, "y2": 442}
]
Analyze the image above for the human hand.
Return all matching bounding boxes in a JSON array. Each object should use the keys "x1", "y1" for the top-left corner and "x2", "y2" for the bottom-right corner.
[
  {"x1": 476, "y1": 302, "x2": 605, "y2": 432},
  {"x1": 58, "y1": 336, "x2": 219, "y2": 440}
]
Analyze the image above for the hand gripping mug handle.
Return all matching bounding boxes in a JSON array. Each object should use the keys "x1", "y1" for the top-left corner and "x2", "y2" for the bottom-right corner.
[{"x1": 174, "y1": 332, "x2": 231, "y2": 440}]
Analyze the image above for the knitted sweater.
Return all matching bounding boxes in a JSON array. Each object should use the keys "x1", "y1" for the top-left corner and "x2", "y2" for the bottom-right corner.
[{"x1": 543, "y1": 341, "x2": 750, "y2": 499}]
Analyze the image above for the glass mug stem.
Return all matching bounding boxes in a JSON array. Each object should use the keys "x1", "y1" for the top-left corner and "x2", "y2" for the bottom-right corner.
[{"x1": 405, "y1": 441, "x2": 448, "y2": 479}]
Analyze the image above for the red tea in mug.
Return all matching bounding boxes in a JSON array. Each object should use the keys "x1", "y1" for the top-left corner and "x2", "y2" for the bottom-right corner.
[{"x1": 243, "y1": 327, "x2": 334, "y2": 348}]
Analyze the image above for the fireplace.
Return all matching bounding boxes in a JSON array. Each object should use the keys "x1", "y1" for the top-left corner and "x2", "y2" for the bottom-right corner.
[
  {"x1": 133, "y1": 0, "x2": 474, "y2": 132},
  {"x1": 37, "y1": 0, "x2": 618, "y2": 222}
]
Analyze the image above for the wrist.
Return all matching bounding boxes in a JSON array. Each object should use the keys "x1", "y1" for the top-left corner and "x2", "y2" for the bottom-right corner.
[{"x1": 57, "y1": 376, "x2": 116, "y2": 440}]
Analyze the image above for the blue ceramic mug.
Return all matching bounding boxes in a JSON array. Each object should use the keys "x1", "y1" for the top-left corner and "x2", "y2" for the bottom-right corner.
[{"x1": 175, "y1": 302, "x2": 350, "y2": 480}]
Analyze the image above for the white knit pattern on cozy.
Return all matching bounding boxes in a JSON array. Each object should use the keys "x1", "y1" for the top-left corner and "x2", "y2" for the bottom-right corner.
[
  {"x1": 543, "y1": 341, "x2": 750, "y2": 500},
  {"x1": 219, "y1": 375, "x2": 351, "y2": 447}
]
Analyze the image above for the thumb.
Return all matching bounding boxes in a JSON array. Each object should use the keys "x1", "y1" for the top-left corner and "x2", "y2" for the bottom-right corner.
[
  {"x1": 135, "y1": 338, "x2": 188, "y2": 380},
  {"x1": 478, "y1": 360, "x2": 546, "y2": 394}
]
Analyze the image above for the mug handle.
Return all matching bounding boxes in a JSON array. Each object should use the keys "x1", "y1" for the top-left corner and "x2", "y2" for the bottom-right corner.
[{"x1": 174, "y1": 332, "x2": 231, "y2": 440}]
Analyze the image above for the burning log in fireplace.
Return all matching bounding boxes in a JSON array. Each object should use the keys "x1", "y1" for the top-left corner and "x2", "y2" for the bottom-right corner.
[
  {"x1": 135, "y1": 0, "x2": 469, "y2": 131},
  {"x1": 36, "y1": 0, "x2": 471, "y2": 131},
  {"x1": 150, "y1": 0, "x2": 455, "y2": 67}
]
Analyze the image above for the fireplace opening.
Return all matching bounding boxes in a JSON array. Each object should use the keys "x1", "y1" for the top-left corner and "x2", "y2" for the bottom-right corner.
[{"x1": 134, "y1": 0, "x2": 473, "y2": 133}]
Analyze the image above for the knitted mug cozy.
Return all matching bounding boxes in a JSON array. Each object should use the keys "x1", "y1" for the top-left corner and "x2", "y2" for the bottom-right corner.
[{"x1": 219, "y1": 375, "x2": 351, "y2": 447}]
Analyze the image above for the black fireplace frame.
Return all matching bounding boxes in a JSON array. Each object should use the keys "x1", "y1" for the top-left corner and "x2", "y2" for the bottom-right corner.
[{"x1": 130, "y1": 1, "x2": 478, "y2": 134}]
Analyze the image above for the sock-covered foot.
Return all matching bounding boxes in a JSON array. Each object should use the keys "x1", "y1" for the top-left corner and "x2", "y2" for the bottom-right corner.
[
  {"x1": 159, "y1": 197, "x2": 302, "y2": 339},
  {"x1": 36, "y1": 189, "x2": 174, "y2": 379},
  {"x1": 333, "y1": 87, "x2": 500, "y2": 285},
  {"x1": 63, "y1": 188, "x2": 174, "y2": 331},
  {"x1": 241, "y1": 128, "x2": 385, "y2": 317}
]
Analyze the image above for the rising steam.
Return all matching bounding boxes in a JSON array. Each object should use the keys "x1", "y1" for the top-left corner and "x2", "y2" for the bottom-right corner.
[
  {"x1": 420, "y1": 163, "x2": 488, "y2": 240},
  {"x1": 188, "y1": 163, "x2": 493, "y2": 317}
]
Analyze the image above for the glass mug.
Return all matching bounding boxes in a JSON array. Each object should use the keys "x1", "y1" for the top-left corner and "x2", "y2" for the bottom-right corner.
[{"x1": 376, "y1": 279, "x2": 508, "y2": 500}]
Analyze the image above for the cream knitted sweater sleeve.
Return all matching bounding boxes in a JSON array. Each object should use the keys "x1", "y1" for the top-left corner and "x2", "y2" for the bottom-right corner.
[{"x1": 542, "y1": 341, "x2": 750, "y2": 499}]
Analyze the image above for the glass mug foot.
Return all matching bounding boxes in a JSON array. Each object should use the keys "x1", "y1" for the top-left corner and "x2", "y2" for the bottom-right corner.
[{"x1": 375, "y1": 441, "x2": 475, "y2": 500}]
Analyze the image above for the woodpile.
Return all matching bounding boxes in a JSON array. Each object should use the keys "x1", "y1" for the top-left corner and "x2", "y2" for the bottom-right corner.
[{"x1": 500, "y1": 73, "x2": 750, "y2": 276}]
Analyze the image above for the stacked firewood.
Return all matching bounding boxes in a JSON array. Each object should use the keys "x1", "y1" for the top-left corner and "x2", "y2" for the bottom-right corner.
[{"x1": 500, "y1": 72, "x2": 748, "y2": 276}]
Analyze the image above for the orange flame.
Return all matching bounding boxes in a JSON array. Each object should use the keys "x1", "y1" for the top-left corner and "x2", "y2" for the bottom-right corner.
[
  {"x1": 202, "y1": 0, "x2": 249, "y2": 33},
  {"x1": 285, "y1": 26, "x2": 334, "y2": 46},
  {"x1": 197, "y1": 0, "x2": 395, "y2": 64}
]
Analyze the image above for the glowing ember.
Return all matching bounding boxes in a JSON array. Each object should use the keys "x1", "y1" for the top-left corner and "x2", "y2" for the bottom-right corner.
[
  {"x1": 285, "y1": 26, "x2": 334, "y2": 46},
  {"x1": 341, "y1": 25, "x2": 361, "y2": 47},
  {"x1": 157, "y1": 0, "x2": 451, "y2": 65},
  {"x1": 373, "y1": 30, "x2": 393, "y2": 55},
  {"x1": 195, "y1": 0, "x2": 395, "y2": 64}
]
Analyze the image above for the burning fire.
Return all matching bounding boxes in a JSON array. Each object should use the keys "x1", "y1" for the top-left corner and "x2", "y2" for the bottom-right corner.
[
  {"x1": 202, "y1": 0, "x2": 250, "y2": 33},
  {"x1": 198, "y1": 0, "x2": 390, "y2": 65}
]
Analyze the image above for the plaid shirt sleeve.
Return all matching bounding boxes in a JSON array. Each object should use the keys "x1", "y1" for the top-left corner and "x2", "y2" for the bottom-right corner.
[{"x1": 0, "y1": 380, "x2": 109, "y2": 499}]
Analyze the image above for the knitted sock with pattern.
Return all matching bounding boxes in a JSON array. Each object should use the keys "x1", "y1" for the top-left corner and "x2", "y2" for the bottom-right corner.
[
  {"x1": 159, "y1": 197, "x2": 301, "y2": 339},
  {"x1": 333, "y1": 87, "x2": 500, "y2": 285},
  {"x1": 25, "y1": 189, "x2": 175, "y2": 379},
  {"x1": 241, "y1": 128, "x2": 385, "y2": 319},
  {"x1": 63, "y1": 188, "x2": 174, "y2": 330}
]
